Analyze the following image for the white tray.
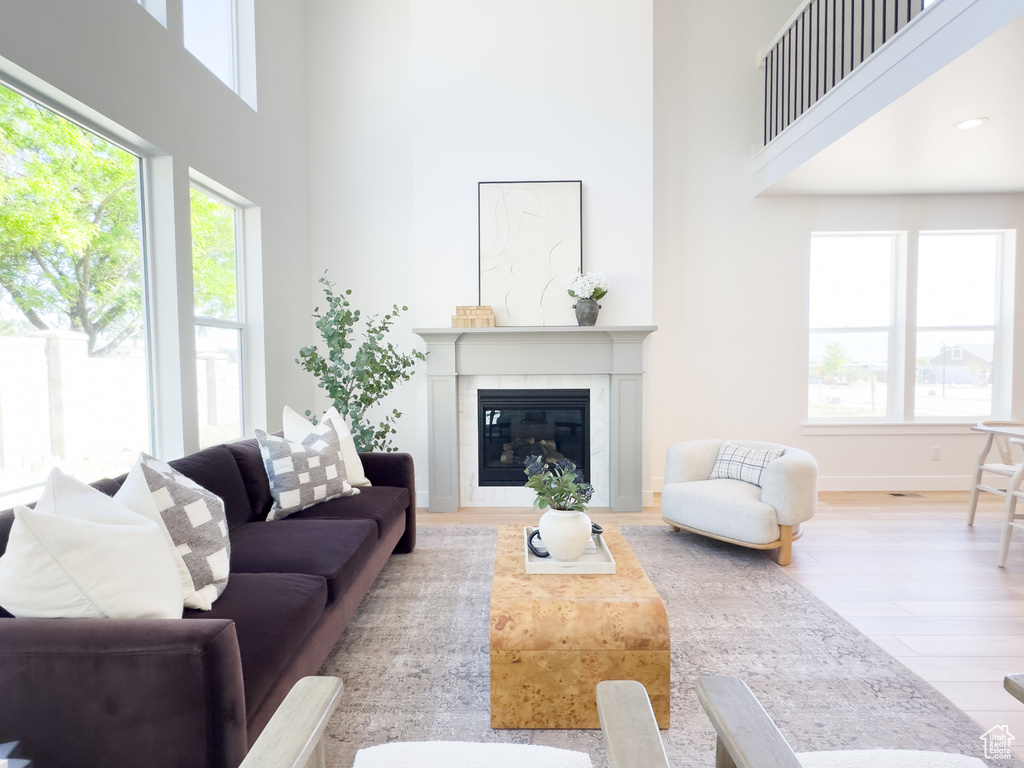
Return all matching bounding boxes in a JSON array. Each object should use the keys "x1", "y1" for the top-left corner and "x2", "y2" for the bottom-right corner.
[{"x1": 523, "y1": 526, "x2": 616, "y2": 574}]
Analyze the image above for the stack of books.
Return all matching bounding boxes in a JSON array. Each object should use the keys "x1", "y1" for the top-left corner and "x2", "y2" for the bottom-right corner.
[{"x1": 451, "y1": 306, "x2": 495, "y2": 328}]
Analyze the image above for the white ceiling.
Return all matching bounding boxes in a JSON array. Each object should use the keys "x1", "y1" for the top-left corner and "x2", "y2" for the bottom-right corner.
[{"x1": 763, "y1": 12, "x2": 1024, "y2": 196}]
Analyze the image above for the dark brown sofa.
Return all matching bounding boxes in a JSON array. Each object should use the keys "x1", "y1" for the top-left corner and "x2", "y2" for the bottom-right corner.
[{"x1": 0, "y1": 438, "x2": 416, "y2": 768}]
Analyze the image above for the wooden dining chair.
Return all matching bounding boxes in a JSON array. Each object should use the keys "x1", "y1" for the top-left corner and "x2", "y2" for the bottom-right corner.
[
  {"x1": 967, "y1": 422, "x2": 1024, "y2": 532},
  {"x1": 996, "y1": 438, "x2": 1024, "y2": 567}
]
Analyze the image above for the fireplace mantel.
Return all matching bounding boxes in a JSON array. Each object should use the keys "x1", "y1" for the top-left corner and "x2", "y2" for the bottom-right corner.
[{"x1": 414, "y1": 326, "x2": 656, "y2": 512}]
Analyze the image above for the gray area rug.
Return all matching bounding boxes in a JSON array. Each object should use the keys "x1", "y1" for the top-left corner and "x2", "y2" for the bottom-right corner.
[{"x1": 320, "y1": 526, "x2": 1021, "y2": 767}]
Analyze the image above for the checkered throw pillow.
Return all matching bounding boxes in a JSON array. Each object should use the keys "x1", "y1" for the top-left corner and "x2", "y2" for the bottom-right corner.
[
  {"x1": 256, "y1": 422, "x2": 357, "y2": 521},
  {"x1": 116, "y1": 454, "x2": 231, "y2": 611},
  {"x1": 709, "y1": 441, "x2": 784, "y2": 487}
]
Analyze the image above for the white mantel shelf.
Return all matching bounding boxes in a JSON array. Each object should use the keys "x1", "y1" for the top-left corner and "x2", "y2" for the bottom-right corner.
[{"x1": 413, "y1": 325, "x2": 656, "y2": 512}]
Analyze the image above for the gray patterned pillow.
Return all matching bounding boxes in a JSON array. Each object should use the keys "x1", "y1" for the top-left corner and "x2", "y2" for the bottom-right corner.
[
  {"x1": 115, "y1": 454, "x2": 231, "y2": 611},
  {"x1": 256, "y1": 422, "x2": 357, "y2": 520},
  {"x1": 709, "y1": 441, "x2": 784, "y2": 487}
]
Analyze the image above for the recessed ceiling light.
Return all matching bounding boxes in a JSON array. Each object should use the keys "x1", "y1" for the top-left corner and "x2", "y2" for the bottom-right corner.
[{"x1": 953, "y1": 117, "x2": 989, "y2": 130}]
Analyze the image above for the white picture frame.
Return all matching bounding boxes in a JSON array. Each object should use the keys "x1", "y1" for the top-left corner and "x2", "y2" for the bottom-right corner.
[{"x1": 478, "y1": 180, "x2": 582, "y2": 326}]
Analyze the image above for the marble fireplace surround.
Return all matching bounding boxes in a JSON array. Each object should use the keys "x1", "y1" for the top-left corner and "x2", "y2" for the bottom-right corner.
[{"x1": 413, "y1": 326, "x2": 656, "y2": 513}]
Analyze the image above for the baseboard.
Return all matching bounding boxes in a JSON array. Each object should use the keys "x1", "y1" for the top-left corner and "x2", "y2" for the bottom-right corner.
[
  {"x1": 421, "y1": 480, "x2": 972, "y2": 506},
  {"x1": 651, "y1": 475, "x2": 973, "y2": 493},
  {"x1": 816, "y1": 475, "x2": 973, "y2": 492},
  {"x1": 420, "y1": 491, "x2": 660, "y2": 510}
]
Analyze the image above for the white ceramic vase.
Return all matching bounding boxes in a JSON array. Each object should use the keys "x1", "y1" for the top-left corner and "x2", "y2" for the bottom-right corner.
[{"x1": 538, "y1": 508, "x2": 592, "y2": 562}]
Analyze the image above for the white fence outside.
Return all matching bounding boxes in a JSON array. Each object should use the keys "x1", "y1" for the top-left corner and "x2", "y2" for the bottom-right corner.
[{"x1": 0, "y1": 331, "x2": 240, "y2": 508}]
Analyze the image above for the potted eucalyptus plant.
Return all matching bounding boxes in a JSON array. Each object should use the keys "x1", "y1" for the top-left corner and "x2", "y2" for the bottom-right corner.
[{"x1": 296, "y1": 273, "x2": 425, "y2": 453}]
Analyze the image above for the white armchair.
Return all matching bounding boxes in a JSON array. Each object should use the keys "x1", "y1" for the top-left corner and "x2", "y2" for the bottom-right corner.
[{"x1": 661, "y1": 440, "x2": 817, "y2": 566}]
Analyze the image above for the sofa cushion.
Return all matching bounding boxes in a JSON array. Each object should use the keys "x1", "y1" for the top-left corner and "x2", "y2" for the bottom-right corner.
[
  {"x1": 169, "y1": 444, "x2": 253, "y2": 530},
  {"x1": 184, "y1": 572, "x2": 327, "y2": 723},
  {"x1": 116, "y1": 454, "x2": 232, "y2": 611},
  {"x1": 227, "y1": 438, "x2": 274, "y2": 523},
  {"x1": 0, "y1": 469, "x2": 182, "y2": 619},
  {"x1": 283, "y1": 486, "x2": 409, "y2": 540},
  {"x1": 0, "y1": 509, "x2": 13, "y2": 556},
  {"x1": 0, "y1": 511, "x2": 10, "y2": 617},
  {"x1": 256, "y1": 427, "x2": 357, "y2": 520},
  {"x1": 662, "y1": 478, "x2": 780, "y2": 545},
  {"x1": 228, "y1": 519, "x2": 377, "y2": 604},
  {"x1": 284, "y1": 406, "x2": 372, "y2": 487}
]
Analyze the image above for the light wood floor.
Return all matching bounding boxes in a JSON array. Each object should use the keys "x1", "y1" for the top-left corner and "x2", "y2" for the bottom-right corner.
[{"x1": 418, "y1": 491, "x2": 1024, "y2": 758}]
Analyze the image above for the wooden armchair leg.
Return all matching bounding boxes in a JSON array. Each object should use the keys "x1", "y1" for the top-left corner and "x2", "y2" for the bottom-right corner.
[
  {"x1": 696, "y1": 676, "x2": 803, "y2": 768},
  {"x1": 596, "y1": 680, "x2": 671, "y2": 768},
  {"x1": 767, "y1": 525, "x2": 794, "y2": 566},
  {"x1": 239, "y1": 677, "x2": 343, "y2": 768},
  {"x1": 716, "y1": 737, "x2": 739, "y2": 768},
  {"x1": 1005, "y1": 673, "x2": 1024, "y2": 704}
]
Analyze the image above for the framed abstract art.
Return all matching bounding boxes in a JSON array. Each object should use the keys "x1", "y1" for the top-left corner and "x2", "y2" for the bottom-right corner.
[{"x1": 478, "y1": 180, "x2": 582, "y2": 326}]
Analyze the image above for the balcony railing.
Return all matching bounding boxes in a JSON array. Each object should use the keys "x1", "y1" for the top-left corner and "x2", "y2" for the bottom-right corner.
[{"x1": 763, "y1": 0, "x2": 932, "y2": 144}]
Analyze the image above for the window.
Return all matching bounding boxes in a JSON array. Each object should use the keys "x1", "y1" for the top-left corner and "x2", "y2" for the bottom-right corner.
[
  {"x1": 183, "y1": 0, "x2": 237, "y2": 90},
  {"x1": 181, "y1": 0, "x2": 257, "y2": 108},
  {"x1": 808, "y1": 233, "x2": 897, "y2": 419},
  {"x1": 808, "y1": 230, "x2": 1014, "y2": 423},
  {"x1": 190, "y1": 186, "x2": 244, "y2": 449},
  {"x1": 137, "y1": 0, "x2": 167, "y2": 26},
  {"x1": 0, "y1": 84, "x2": 151, "y2": 505}
]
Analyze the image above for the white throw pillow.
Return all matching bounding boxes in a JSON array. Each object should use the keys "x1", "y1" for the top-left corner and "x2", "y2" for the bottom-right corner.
[
  {"x1": 257, "y1": 421, "x2": 358, "y2": 520},
  {"x1": 353, "y1": 741, "x2": 593, "y2": 768},
  {"x1": 115, "y1": 454, "x2": 231, "y2": 611},
  {"x1": 0, "y1": 468, "x2": 182, "y2": 619},
  {"x1": 797, "y1": 750, "x2": 986, "y2": 768},
  {"x1": 283, "y1": 405, "x2": 371, "y2": 487},
  {"x1": 709, "y1": 441, "x2": 784, "y2": 487}
]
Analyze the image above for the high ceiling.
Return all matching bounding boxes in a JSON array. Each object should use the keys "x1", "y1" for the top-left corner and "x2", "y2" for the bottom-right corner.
[{"x1": 762, "y1": 12, "x2": 1024, "y2": 195}]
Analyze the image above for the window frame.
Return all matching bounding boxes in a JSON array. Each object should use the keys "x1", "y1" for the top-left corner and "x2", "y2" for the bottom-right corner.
[
  {"x1": 0, "y1": 66, "x2": 266, "y2": 490},
  {"x1": 0, "y1": 79, "x2": 157, "y2": 503},
  {"x1": 807, "y1": 228, "x2": 1015, "y2": 425},
  {"x1": 189, "y1": 178, "x2": 251, "y2": 448}
]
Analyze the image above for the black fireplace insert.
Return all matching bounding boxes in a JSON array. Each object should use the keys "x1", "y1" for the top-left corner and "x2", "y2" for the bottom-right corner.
[{"x1": 477, "y1": 389, "x2": 590, "y2": 487}]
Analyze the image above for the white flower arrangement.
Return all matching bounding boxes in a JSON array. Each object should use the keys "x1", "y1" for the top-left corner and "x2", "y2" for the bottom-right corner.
[{"x1": 566, "y1": 271, "x2": 609, "y2": 301}]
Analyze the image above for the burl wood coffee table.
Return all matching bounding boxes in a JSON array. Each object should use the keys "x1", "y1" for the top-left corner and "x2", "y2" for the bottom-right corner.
[{"x1": 489, "y1": 523, "x2": 670, "y2": 729}]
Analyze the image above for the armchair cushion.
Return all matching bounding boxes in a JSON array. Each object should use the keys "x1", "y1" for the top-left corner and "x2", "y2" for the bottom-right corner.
[
  {"x1": 710, "y1": 441, "x2": 784, "y2": 486},
  {"x1": 662, "y1": 478, "x2": 780, "y2": 545}
]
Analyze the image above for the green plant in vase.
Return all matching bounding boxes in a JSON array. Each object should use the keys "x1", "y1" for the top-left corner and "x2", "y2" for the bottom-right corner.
[
  {"x1": 525, "y1": 456, "x2": 595, "y2": 561},
  {"x1": 524, "y1": 456, "x2": 595, "y2": 511},
  {"x1": 296, "y1": 273, "x2": 425, "y2": 453}
]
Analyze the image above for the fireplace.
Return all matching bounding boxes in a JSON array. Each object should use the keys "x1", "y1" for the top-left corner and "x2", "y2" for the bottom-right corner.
[
  {"x1": 477, "y1": 389, "x2": 590, "y2": 486},
  {"x1": 413, "y1": 326, "x2": 656, "y2": 512}
]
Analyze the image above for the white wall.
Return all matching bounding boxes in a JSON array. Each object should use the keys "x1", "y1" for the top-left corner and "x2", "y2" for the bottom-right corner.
[
  {"x1": 306, "y1": 0, "x2": 654, "y2": 503},
  {"x1": 309, "y1": 0, "x2": 1024, "y2": 502},
  {"x1": 17, "y1": 1, "x2": 1015, "y2": 493},
  {"x1": 651, "y1": 0, "x2": 1024, "y2": 492},
  {"x1": 0, "y1": 0, "x2": 313, "y2": 448}
]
